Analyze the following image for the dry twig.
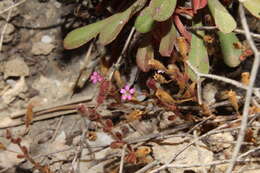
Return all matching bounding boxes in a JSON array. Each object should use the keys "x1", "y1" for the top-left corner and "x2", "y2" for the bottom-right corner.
[{"x1": 226, "y1": 4, "x2": 260, "y2": 173}]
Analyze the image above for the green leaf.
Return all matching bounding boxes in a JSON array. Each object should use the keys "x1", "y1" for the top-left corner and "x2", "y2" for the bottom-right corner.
[
  {"x1": 188, "y1": 22, "x2": 209, "y2": 81},
  {"x1": 217, "y1": 31, "x2": 242, "y2": 67},
  {"x1": 134, "y1": 7, "x2": 154, "y2": 33},
  {"x1": 159, "y1": 20, "x2": 177, "y2": 57},
  {"x1": 99, "y1": 9, "x2": 132, "y2": 45},
  {"x1": 242, "y1": 0, "x2": 260, "y2": 18},
  {"x1": 129, "y1": 0, "x2": 148, "y2": 14},
  {"x1": 63, "y1": 20, "x2": 105, "y2": 49},
  {"x1": 149, "y1": 0, "x2": 177, "y2": 21},
  {"x1": 208, "y1": 0, "x2": 237, "y2": 33}
]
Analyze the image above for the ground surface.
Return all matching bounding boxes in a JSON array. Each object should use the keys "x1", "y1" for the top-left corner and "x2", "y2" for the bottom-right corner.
[{"x1": 0, "y1": 0, "x2": 260, "y2": 173}]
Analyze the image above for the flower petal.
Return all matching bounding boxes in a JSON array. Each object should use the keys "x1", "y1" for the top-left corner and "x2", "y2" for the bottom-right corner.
[
  {"x1": 120, "y1": 89, "x2": 126, "y2": 94},
  {"x1": 126, "y1": 95, "x2": 132, "y2": 100},
  {"x1": 125, "y1": 85, "x2": 130, "y2": 91},
  {"x1": 122, "y1": 95, "x2": 127, "y2": 100},
  {"x1": 129, "y1": 88, "x2": 135, "y2": 94}
]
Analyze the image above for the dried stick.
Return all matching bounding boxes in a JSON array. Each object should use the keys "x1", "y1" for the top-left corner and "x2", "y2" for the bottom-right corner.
[
  {"x1": 119, "y1": 144, "x2": 127, "y2": 173},
  {"x1": 0, "y1": 8, "x2": 12, "y2": 51},
  {"x1": 160, "y1": 158, "x2": 260, "y2": 169},
  {"x1": 0, "y1": 0, "x2": 27, "y2": 15},
  {"x1": 135, "y1": 160, "x2": 159, "y2": 173},
  {"x1": 188, "y1": 26, "x2": 260, "y2": 39},
  {"x1": 238, "y1": 146, "x2": 260, "y2": 160},
  {"x1": 225, "y1": 4, "x2": 260, "y2": 173},
  {"x1": 108, "y1": 27, "x2": 135, "y2": 80},
  {"x1": 149, "y1": 114, "x2": 258, "y2": 172},
  {"x1": 186, "y1": 60, "x2": 248, "y2": 90}
]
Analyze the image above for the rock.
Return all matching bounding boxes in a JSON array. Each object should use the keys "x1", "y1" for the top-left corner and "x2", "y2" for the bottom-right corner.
[
  {"x1": 0, "y1": 21, "x2": 15, "y2": 43},
  {"x1": 31, "y1": 42, "x2": 55, "y2": 55},
  {"x1": 203, "y1": 83, "x2": 218, "y2": 105},
  {"x1": 2, "y1": 77, "x2": 28, "y2": 104},
  {"x1": 41, "y1": 35, "x2": 52, "y2": 43},
  {"x1": 152, "y1": 137, "x2": 214, "y2": 173},
  {"x1": 207, "y1": 132, "x2": 234, "y2": 152},
  {"x1": 4, "y1": 58, "x2": 29, "y2": 79}
]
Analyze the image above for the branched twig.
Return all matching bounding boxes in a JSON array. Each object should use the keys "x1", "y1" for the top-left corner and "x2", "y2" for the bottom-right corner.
[
  {"x1": 226, "y1": 4, "x2": 260, "y2": 173},
  {"x1": 0, "y1": 0, "x2": 27, "y2": 15},
  {"x1": 0, "y1": 7, "x2": 12, "y2": 51},
  {"x1": 158, "y1": 158, "x2": 260, "y2": 170},
  {"x1": 238, "y1": 146, "x2": 260, "y2": 160},
  {"x1": 186, "y1": 60, "x2": 248, "y2": 90},
  {"x1": 188, "y1": 26, "x2": 260, "y2": 39},
  {"x1": 149, "y1": 113, "x2": 258, "y2": 172}
]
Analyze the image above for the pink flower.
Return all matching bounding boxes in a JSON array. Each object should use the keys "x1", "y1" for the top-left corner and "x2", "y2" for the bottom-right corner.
[
  {"x1": 120, "y1": 85, "x2": 135, "y2": 101},
  {"x1": 90, "y1": 72, "x2": 104, "y2": 84}
]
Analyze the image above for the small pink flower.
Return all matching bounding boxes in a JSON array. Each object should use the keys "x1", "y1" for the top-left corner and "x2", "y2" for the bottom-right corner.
[
  {"x1": 120, "y1": 85, "x2": 135, "y2": 101},
  {"x1": 90, "y1": 72, "x2": 104, "y2": 84}
]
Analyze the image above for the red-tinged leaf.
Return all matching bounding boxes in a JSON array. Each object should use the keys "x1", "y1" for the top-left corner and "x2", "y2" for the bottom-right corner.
[
  {"x1": 6, "y1": 129, "x2": 12, "y2": 139},
  {"x1": 110, "y1": 141, "x2": 126, "y2": 149},
  {"x1": 105, "y1": 119, "x2": 114, "y2": 128},
  {"x1": 99, "y1": 9, "x2": 131, "y2": 45},
  {"x1": 188, "y1": 21, "x2": 209, "y2": 81},
  {"x1": 200, "y1": 0, "x2": 208, "y2": 8},
  {"x1": 208, "y1": 0, "x2": 236, "y2": 33},
  {"x1": 159, "y1": 19, "x2": 177, "y2": 57},
  {"x1": 192, "y1": 0, "x2": 208, "y2": 14},
  {"x1": 125, "y1": 152, "x2": 137, "y2": 164},
  {"x1": 11, "y1": 137, "x2": 21, "y2": 144},
  {"x1": 64, "y1": 20, "x2": 105, "y2": 49},
  {"x1": 0, "y1": 142, "x2": 6, "y2": 150},
  {"x1": 17, "y1": 154, "x2": 26, "y2": 159},
  {"x1": 173, "y1": 15, "x2": 192, "y2": 42},
  {"x1": 97, "y1": 80, "x2": 110, "y2": 105},
  {"x1": 115, "y1": 132, "x2": 123, "y2": 140},
  {"x1": 146, "y1": 78, "x2": 158, "y2": 90},
  {"x1": 77, "y1": 104, "x2": 88, "y2": 117},
  {"x1": 136, "y1": 39, "x2": 154, "y2": 72},
  {"x1": 149, "y1": 0, "x2": 177, "y2": 21},
  {"x1": 21, "y1": 146, "x2": 28, "y2": 154},
  {"x1": 175, "y1": 7, "x2": 194, "y2": 17}
]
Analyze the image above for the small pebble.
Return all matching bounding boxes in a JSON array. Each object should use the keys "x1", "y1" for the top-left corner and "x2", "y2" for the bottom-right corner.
[{"x1": 41, "y1": 35, "x2": 52, "y2": 43}]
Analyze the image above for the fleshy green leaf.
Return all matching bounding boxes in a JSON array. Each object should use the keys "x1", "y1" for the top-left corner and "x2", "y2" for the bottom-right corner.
[
  {"x1": 64, "y1": 20, "x2": 105, "y2": 49},
  {"x1": 208, "y1": 0, "x2": 237, "y2": 33},
  {"x1": 99, "y1": 9, "x2": 132, "y2": 45},
  {"x1": 217, "y1": 31, "x2": 242, "y2": 67},
  {"x1": 188, "y1": 22, "x2": 209, "y2": 81},
  {"x1": 134, "y1": 7, "x2": 154, "y2": 33},
  {"x1": 159, "y1": 20, "x2": 177, "y2": 56},
  {"x1": 149, "y1": 0, "x2": 177, "y2": 21},
  {"x1": 242, "y1": 0, "x2": 260, "y2": 18}
]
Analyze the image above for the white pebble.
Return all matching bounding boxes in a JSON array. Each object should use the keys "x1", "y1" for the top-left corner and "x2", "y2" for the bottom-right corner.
[{"x1": 41, "y1": 35, "x2": 52, "y2": 43}]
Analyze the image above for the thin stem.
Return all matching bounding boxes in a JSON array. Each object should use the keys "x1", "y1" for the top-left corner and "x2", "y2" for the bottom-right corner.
[
  {"x1": 108, "y1": 27, "x2": 135, "y2": 81},
  {"x1": 225, "y1": 4, "x2": 260, "y2": 173},
  {"x1": 188, "y1": 26, "x2": 260, "y2": 39}
]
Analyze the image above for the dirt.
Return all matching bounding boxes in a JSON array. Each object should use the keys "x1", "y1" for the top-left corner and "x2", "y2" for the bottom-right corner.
[{"x1": 0, "y1": 0, "x2": 260, "y2": 173}]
